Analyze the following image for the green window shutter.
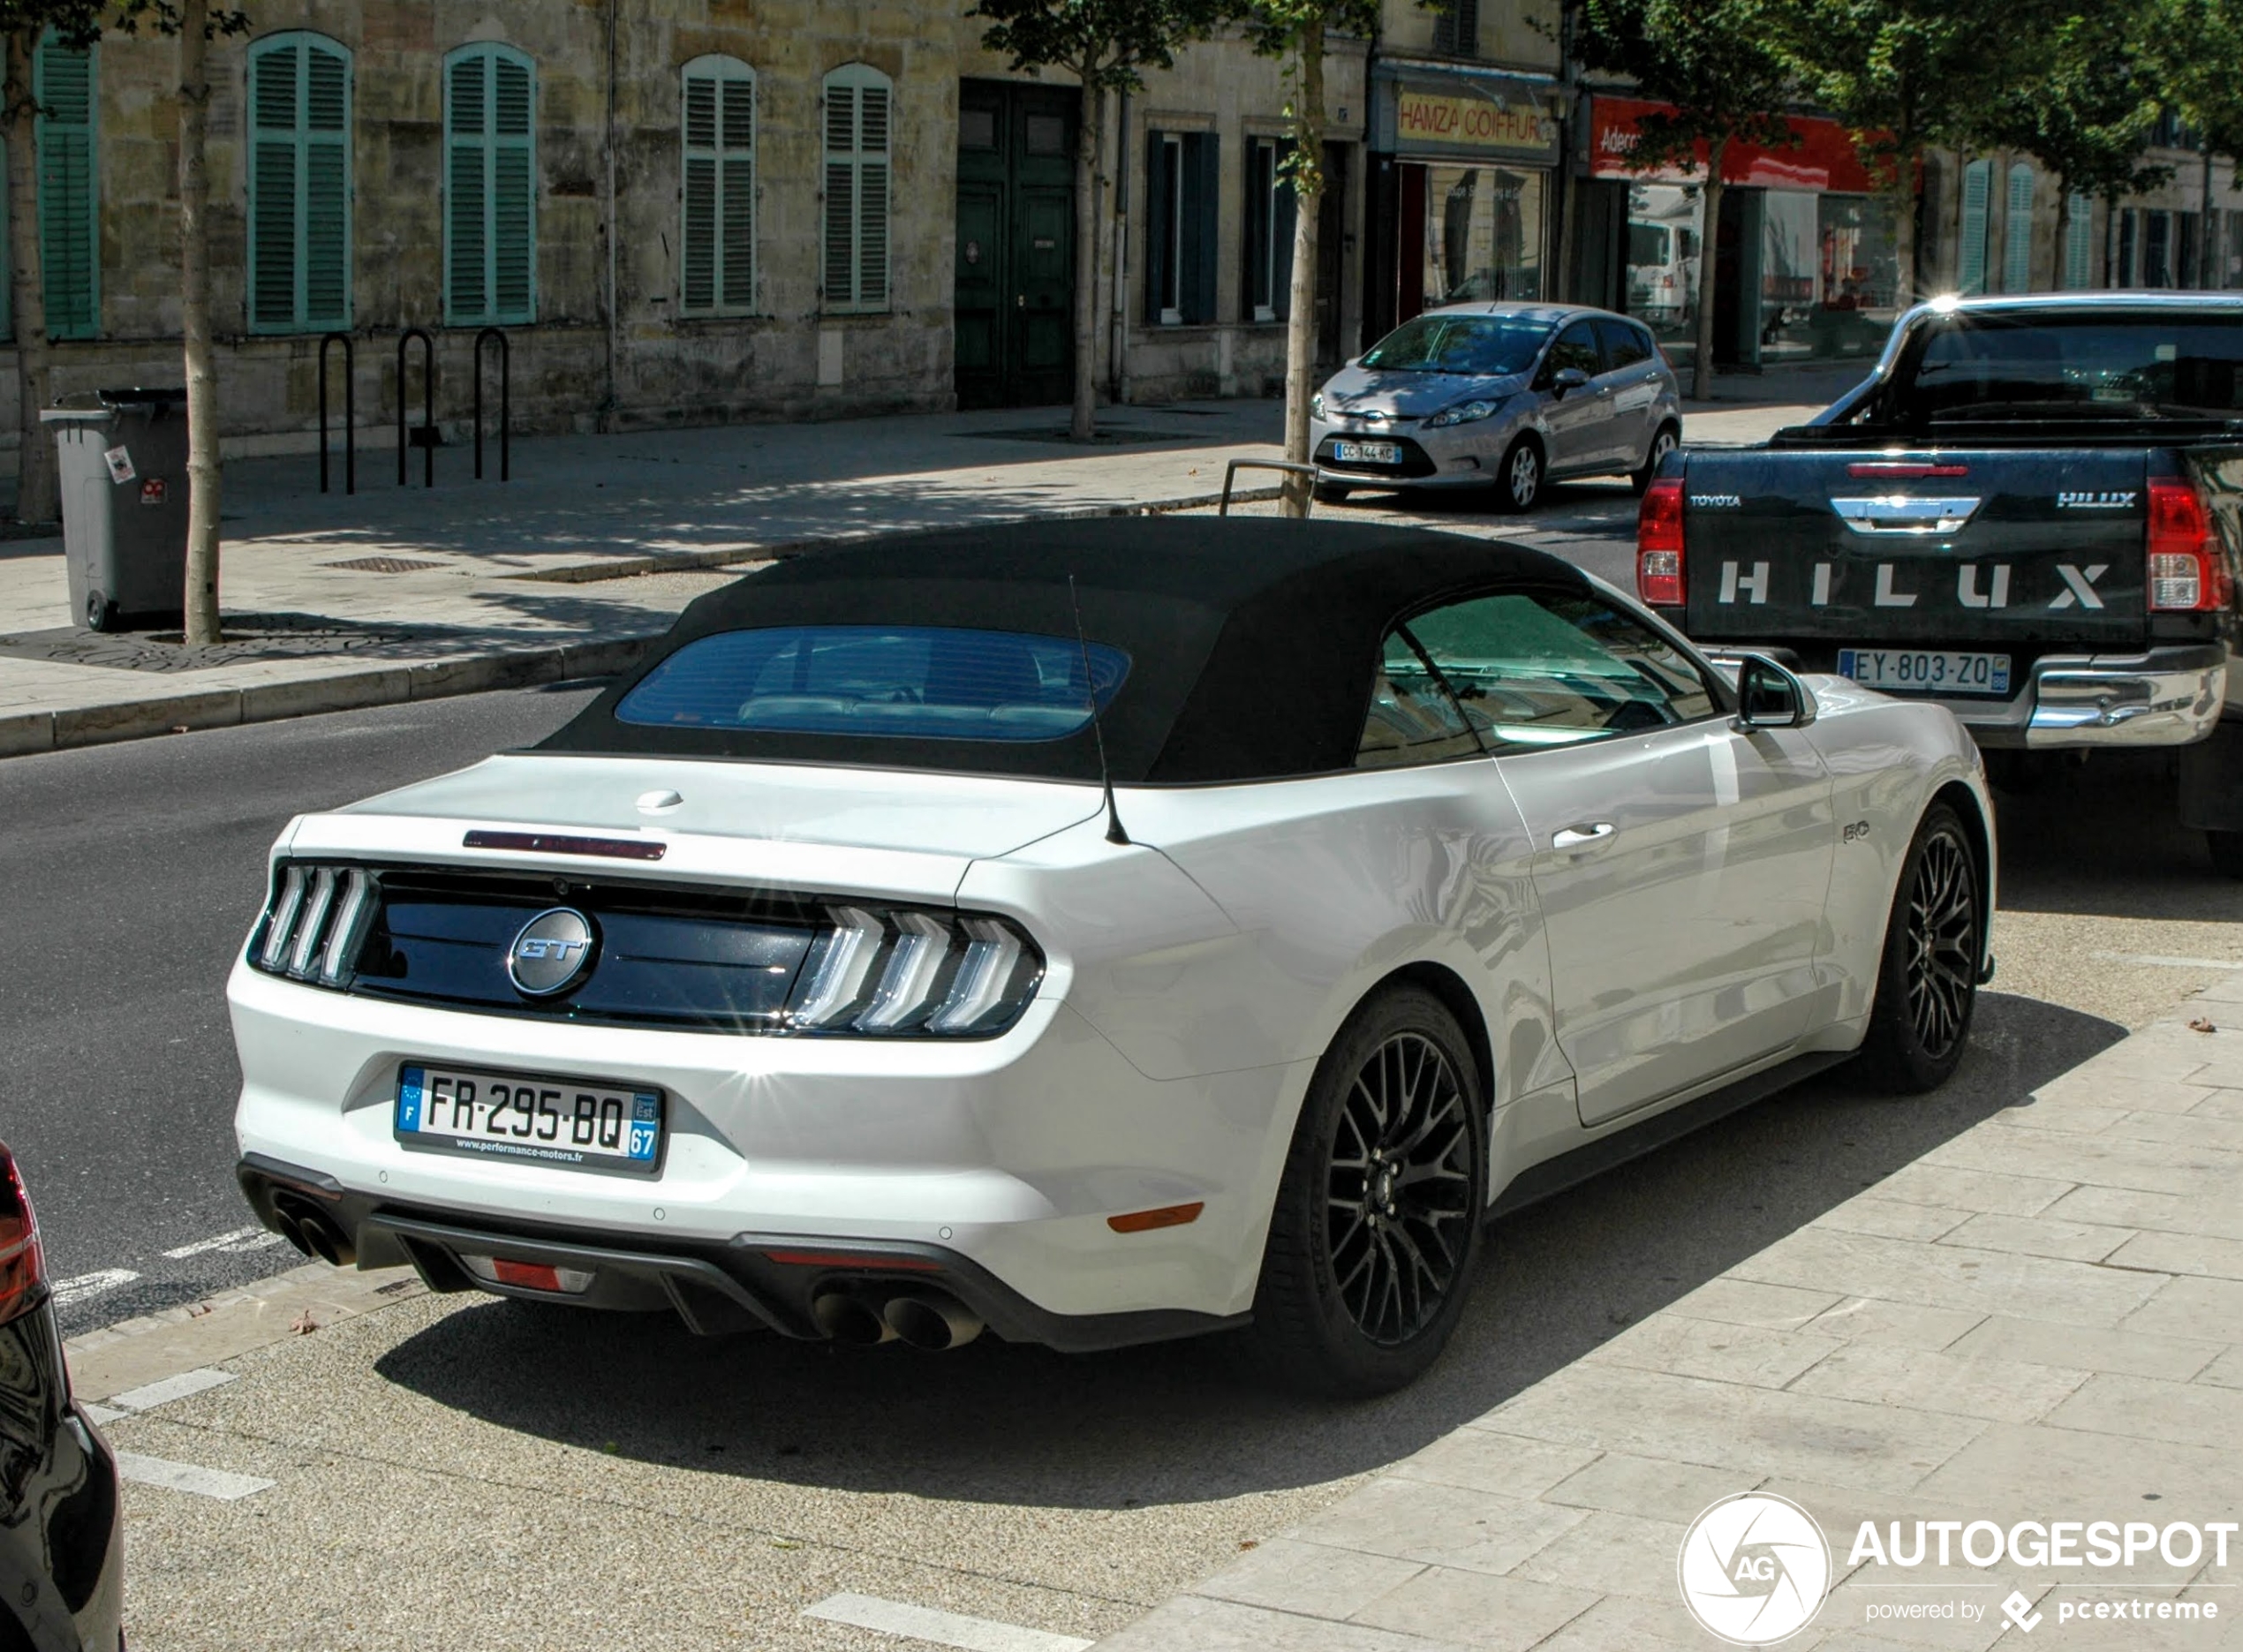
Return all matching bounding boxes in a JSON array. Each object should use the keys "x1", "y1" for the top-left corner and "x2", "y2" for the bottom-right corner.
[
  {"x1": 679, "y1": 58, "x2": 755, "y2": 316},
  {"x1": 2002, "y1": 162, "x2": 2035, "y2": 292},
  {"x1": 821, "y1": 66, "x2": 889, "y2": 313},
  {"x1": 2066, "y1": 192, "x2": 2093, "y2": 290},
  {"x1": 248, "y1": 34, "x2": 352, "y2": 333},
  {"x1": 1, "y1": 137, "x2": 14, "y2": 342},
  {"x1": 1958, "y1": 159, "x2": 1990, "y2": 296},
  {"x1": 445, "y1": 45, "x2": 535, "y2": 327},
  {"x1": 34, "y1": 36, "x2": 96, "y2": 342}
]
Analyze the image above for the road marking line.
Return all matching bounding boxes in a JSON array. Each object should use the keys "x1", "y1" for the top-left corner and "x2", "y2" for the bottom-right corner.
[
  {"x1": 52, "y1": 1270, "x2": 140, "y2": 1308},
  {"x1": 82, "y1": 1402, "x2": 126, "y2": 1427},
  {"x1": 804, "y1": 1594, "x2": 1093, "y2": 1652},
  {"x1": 108, "y1": 1367, "x2": 237, "y2": 1414},
  {"x1": 2092, "y1": 952, "x2": 2243, "y2": 970},
  {"x1": 115, "y1": 1452, "x2": 273, "y2": 1501},
  {"x1": 162, "y1": 1226, "x2": 284, "y2": 1259}
]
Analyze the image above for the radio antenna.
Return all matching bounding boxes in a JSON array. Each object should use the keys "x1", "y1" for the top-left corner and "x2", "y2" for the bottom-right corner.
[{"x1": 1068, "y1": 575, "x2": 1129, "y2": 846}]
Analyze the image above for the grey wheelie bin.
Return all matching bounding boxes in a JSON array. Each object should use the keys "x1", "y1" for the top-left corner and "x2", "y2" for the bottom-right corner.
[{"x1": 42, "y1": 388, "x2": 191, "y2": 631}]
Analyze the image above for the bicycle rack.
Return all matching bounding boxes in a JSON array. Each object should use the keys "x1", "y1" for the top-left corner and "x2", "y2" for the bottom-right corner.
[
  {"x1": 1219, "y1": 457, "x2": 1319, "y2": 517},
  {"x1": 318, "y1": 332, "x2": 355, "y2": 494},
  {"x1": 396, "y1": 328, "x2": 436, "y2": 488},
  {"x1": 473, "y1": 328, "x2": 510, "y2": 482}
]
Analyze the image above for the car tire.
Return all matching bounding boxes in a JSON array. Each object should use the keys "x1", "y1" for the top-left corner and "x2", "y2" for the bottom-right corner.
[
  {"x1": 1859, "y1": 803, "x2": 1982, "y2": 1093},
  {"x1": 1245, "y1": 984, "x2": 1487, "y2": 1398},
  {"x1": 1496, "y1": 435, "x2": 1543, "y2": 513},
  {"x1": 2206, "y1": 830, "x2": 2243, "y2": 879},
  {"x1": 1631, "y1": 421, "x2": 1680, "y2": 495}
]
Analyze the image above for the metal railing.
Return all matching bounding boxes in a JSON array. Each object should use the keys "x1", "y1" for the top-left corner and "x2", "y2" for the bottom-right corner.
[
  {"x1": 1219, "y1": 458, "x2": 1319, "y2": 517},
  {"x1": 473, "y1": 328, "x2": 510, "y2": 482},
  {"x1": 318, "y1": 332, "x2": 354, "y2": 494},
  {"x1": 396, "y1": 328, "x2": 436, "y2": 488}
]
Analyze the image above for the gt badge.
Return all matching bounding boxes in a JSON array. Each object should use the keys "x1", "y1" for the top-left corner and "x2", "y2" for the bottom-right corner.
[{"x1": 507, "y1": 908, "x2": 598, "y2": 999}]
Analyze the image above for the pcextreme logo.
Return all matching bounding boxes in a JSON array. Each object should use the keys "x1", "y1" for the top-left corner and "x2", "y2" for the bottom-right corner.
[{"x1": 1677, "y1": 1493, "x2": 1832, "y2": 1645}]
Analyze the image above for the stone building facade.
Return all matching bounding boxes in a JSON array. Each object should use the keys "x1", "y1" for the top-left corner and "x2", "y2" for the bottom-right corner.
[{"x1": 0, "y1": 2, "x2": 1371, "y2": 473}]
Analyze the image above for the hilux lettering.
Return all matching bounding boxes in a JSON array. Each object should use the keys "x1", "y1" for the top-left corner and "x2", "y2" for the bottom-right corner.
[
  {"x1": 2057, "y1": 491, "x2": 2137, "y2": 509},
  {"x1": 1718, "y1": 561, "x2": 1771, "y2": 604},
  {"x1": 2050, "y1": 562, "x2": 2110, "y2": 610},
  {"x1": 1873, "y1": 565, "x2": 1918, "y2": 607},
  {"x1": 1958, "y1": 565, "x2": 2013, "y2": 608}
]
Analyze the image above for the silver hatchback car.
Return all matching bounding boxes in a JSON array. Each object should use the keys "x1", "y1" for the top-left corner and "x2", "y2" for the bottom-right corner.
[{"x1": 1310, "y1": 303, "x2": 1682, "y2": 512}]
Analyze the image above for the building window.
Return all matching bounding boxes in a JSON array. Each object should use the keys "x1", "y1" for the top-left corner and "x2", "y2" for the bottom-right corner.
[
  {"x1": 1957, "y1": 159, "x2": 1990, "y2": 296},
  {"x1": 1243, "y1": 138, "x2": 1295, "y2": 322},
  {"x1": 35, "y1": 34, "x2": 95, "y2": 341},
  {"x1": 246, "y1": 33, "x2": 351, "y2": 334},
  {"x1": 1145, "y1": 128, "x2": 1216, "y2": 325},
  {"x1": 821, "y1": 64, "x2": 891, "y2": 313},
  {"x1": 2001, "y1": 162, "x2": 2034, "y2": 292},
  {"x1": 680, "y1": 56, "x2": 755, "y2": 316},
  {"x1": 444, "y1": 42, "x2": 536, "y2": 327},
  {"x1": 2145, "y1": 209, "x2": 2173, "y2": 287},
  {"x1": 1433, "y1": 0, "x2": 1479, "y2": 57}
]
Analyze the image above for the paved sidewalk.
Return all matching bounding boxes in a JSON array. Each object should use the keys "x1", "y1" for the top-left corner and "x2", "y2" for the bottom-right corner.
[
  {"x1": 0, "y1": 387, "x2": 1829, "y2": 760},
  {"x1": 1095, "y1": 983, "x2": 2243, "y2": 1652}
]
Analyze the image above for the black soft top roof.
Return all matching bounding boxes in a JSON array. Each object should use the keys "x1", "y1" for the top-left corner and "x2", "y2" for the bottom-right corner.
[{"x1": 540, "y1": 518, "x2": 1590, "y2": 784}]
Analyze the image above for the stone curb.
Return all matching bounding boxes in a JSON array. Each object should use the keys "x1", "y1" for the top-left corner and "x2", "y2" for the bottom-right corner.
[
  {"x1": 0, "y1": 484, "x2": 1292, "y2": 759},
  {"x1": 0, "y1": 632, "x2": 661, "y2": 762}
]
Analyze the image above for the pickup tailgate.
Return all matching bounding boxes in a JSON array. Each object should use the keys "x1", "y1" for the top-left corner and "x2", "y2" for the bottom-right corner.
[{"x1": 1682, "y1": 447, "x2": 2151, "y2": 648}]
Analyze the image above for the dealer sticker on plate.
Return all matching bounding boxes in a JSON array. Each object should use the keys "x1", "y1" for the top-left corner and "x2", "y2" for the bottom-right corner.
[
  {"x1": 396, "y1": 1062, "x2": 663, "y2": 1173},
  {"x1": 1837, "y1": 648, "x2": 2012, "y2": 697}
]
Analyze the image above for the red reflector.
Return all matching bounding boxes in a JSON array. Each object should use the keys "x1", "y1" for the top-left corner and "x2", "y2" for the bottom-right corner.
[
  {"x1": 2146, "y1": 477, "x2": 2230, "y2": 612},
  {"x1": 0, "y1": 1145, "x2": 43, "y2": 1327},
  {"x1": 1107, "y1": 1202, "x2": 1205, "y2": 1234},
  {"x1": 490, "y1": 1259, "x2": 563, "y2": 1292},
  {"x1": 1637, "y1": 478, "x2": 1686, "y2": 606},
  {"x1": 1846, "y1": 461, "x2": 1969, "y2": 479},
  {"x1": 760, "y1": 1249, "x2": 943, "y2": 1272},
  {"x1": 463, "y1": 830, "x2": 666, "y2": 861}
]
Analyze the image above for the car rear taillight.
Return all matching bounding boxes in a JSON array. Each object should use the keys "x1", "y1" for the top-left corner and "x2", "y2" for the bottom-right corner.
[
  {"x1": 0, "y1": 1145, "x2": 44, "y2": 1326},
  {"x1": 1638, "y1": 477, "x2": 1686, "y2": 606},
  {"x1": 787, "y1": 907, "x2": 1044, "y2": 1037},
  {"x1": 2148, "y1": 477, "x2": 2231, "y2": 612}
]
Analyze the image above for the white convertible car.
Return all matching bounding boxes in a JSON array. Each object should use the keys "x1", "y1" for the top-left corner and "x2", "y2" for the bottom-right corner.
[{"x1": 230, "y1": 521, "x2": 1993, "y2": 1395}]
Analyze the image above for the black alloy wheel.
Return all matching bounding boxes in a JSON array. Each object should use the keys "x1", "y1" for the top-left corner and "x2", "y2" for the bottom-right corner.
[
  {"x1": 1861, "y1": 803, "x2": 1981, "y2": 1091},
  {"x1": 1247, "y1": 984, "x2": 1486, "y2": 1396}
]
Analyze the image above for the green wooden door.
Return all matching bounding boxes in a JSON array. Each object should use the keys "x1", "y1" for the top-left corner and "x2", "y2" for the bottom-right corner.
[{"x1": 955, "y1": 80, "x2": 1075, "y2": 410}]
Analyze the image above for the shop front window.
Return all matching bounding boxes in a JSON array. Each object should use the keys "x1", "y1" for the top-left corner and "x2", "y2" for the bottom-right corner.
[
  {"x1": 1756, "y1": 191, "x2": 1899, "y2": 362},
  {"x1": 1626, "y1": 183, "x2": 1701, "y2": 361},
  {"x1": 1421, "y1": 163, "x2": 1544, "y2": 306}
]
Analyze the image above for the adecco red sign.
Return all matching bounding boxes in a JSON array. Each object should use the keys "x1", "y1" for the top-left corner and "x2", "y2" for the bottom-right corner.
[{"x1": 1590, "y1": 95, "x2": 1884, "y2": 192}]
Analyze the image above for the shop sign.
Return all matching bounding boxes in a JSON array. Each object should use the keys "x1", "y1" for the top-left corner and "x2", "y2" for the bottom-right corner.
[
  {"x1": 1394, "y1": 87, "x2": 1558, "y2": 157},
  {"x1": 1590, "y1": 94, "x2": 1889, "y2": 193}
]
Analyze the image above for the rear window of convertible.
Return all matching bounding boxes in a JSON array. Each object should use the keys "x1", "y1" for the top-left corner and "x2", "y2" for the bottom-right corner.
[{"x1": 614, "y1": 625, "x2": 1131, "y2": 743}]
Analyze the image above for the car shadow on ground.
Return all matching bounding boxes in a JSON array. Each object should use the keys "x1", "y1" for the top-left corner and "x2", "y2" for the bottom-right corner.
[
  {"x1": 1991, "y1": 748, "x2": 2243, "y2": 919},
  {"x1": 373, "y1": 988, "x2": 2118, "y2": 1510}
]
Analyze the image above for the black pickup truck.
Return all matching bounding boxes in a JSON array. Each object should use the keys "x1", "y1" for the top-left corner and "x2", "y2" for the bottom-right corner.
[{"x1": 1640, "y1": 292, "x2": 2243, "y2": 870}]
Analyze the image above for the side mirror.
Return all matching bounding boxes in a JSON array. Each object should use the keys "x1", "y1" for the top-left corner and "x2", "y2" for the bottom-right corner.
[
  {"x1": 1733, "y1": 654, "x2": 1816, "y2": 730},
  {"x1": 1551, "y1": 366, "x2": 1590, "y2": 398}
]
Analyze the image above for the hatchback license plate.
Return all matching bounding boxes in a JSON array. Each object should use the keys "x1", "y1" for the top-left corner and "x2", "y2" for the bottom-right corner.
[
  {"x1": 1333, "y1": 441, "x2": 1403, "y2": 464},
  {"x1": 396, "y1": 1063, "x2": 663, "y2": 1174},
  {"x1": 1837, "y1": 648, "x2": 2012, "y2": 696}
]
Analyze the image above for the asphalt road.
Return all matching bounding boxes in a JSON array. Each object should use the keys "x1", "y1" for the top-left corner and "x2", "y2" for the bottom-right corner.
[
  {"x1": 0, "y1": 683, "x2": 603, "y2": 1336},
  {"x1": 16, "y1": 488, "x2": 2243, "y2": 1342}
]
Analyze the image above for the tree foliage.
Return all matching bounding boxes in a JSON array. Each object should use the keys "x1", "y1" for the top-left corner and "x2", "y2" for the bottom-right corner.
[
  {"x1": 1577, "y1": 0, "x2": 1794, "y2": 177},
  {"x1": 974, "y1": 0, "x2": 1228, "y2": 94},
  {"x1": 1975, "y1": 0, "x2": 2168, "y2": 203},
  {"x1": 2143, "y1": 0, "x2": 2243, "y2": 164}
]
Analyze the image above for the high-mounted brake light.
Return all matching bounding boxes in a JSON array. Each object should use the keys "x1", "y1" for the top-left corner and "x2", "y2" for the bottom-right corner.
[
  {"x1": 2147, "y1": 477, "x2": 2231, "y2": 612},
  {"x1": 1637, "y1": 477, "x2": 1686, "y2": 606},
  {"x1": 0, "y1": 1144, "x2": 45, "y2": 1327}
]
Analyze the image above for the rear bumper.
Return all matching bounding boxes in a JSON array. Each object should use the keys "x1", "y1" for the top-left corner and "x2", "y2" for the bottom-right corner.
[
  {"x1": 1, "y1": 1299, "x2": 124, "y2": 1652},
  {"x1": 2016, "y1": 646, "x2": 2230, "y2": 748}
]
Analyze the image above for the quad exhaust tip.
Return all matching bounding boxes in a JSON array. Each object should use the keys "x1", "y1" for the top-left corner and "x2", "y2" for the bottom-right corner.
[
  {"x1": 811, "y1": 1287, "x2": 984, "y2": 1350},
  {"x1": 270, "y1": 1192, "x2": 355, "y2": 1268}
]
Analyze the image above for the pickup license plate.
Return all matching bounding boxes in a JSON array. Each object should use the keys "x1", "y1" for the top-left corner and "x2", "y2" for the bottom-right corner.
[
  {"x1": 396, "y1": 1063, "x2": 663, "y2": 1174},
  {"x1": 1838, "y1": 649, "x2": 2012, "y2": 697},
  {"x1": 1333, "y1": 441, "x2": 1404, "y2": 464}
]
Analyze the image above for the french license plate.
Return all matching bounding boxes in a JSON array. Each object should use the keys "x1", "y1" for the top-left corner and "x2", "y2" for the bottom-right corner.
[
  {"x1": 1837, "y1": 648, "x2": 2013, "y2": 697},
  {"x1": 1333, "y1": 440, "x2": 1404, "y2": 464},
  {"x1": 396, "y1": 1063, "x2": 663, "y2": 1174}
]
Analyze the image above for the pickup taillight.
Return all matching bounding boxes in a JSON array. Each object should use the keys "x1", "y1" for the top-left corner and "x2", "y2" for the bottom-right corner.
[
  {"x1": 1638, "y1": 477, "x2": 1686, "y2": 606},
  {"x1": 0, "y1": 1144, "x2": 43, "y2": 1327},
  {"x1": 2147, "y1": 477, "x2": 2231, "y2": 612}
]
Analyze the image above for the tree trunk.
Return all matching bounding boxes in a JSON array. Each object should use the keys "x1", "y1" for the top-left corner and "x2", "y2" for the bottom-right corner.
[
  {"x1": 1279, "y1": 19, "x2": 1324, "y2": 520},
  {"x1": 1689, "y1": 140, "x2": 1724, "y2": 403},
  {"x1": 6, "y1": 31, "x2": 55, "y2": 526},
  {"x1": 1893, "y1": 153, "x2": 1918, "y2": 308},
  {"x1": 2201, "y1": 142, "x2": 2217, "y2": 289},
  {"x1": 1069, "y1": 67, "x2": 1101, "y2": 441},
  {"x1": 2052, "y1": 179, "x2": 2070, "y2": 291},
  {"x1": 179, "y1": 0, "x2": 222, "y2": 644}
]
